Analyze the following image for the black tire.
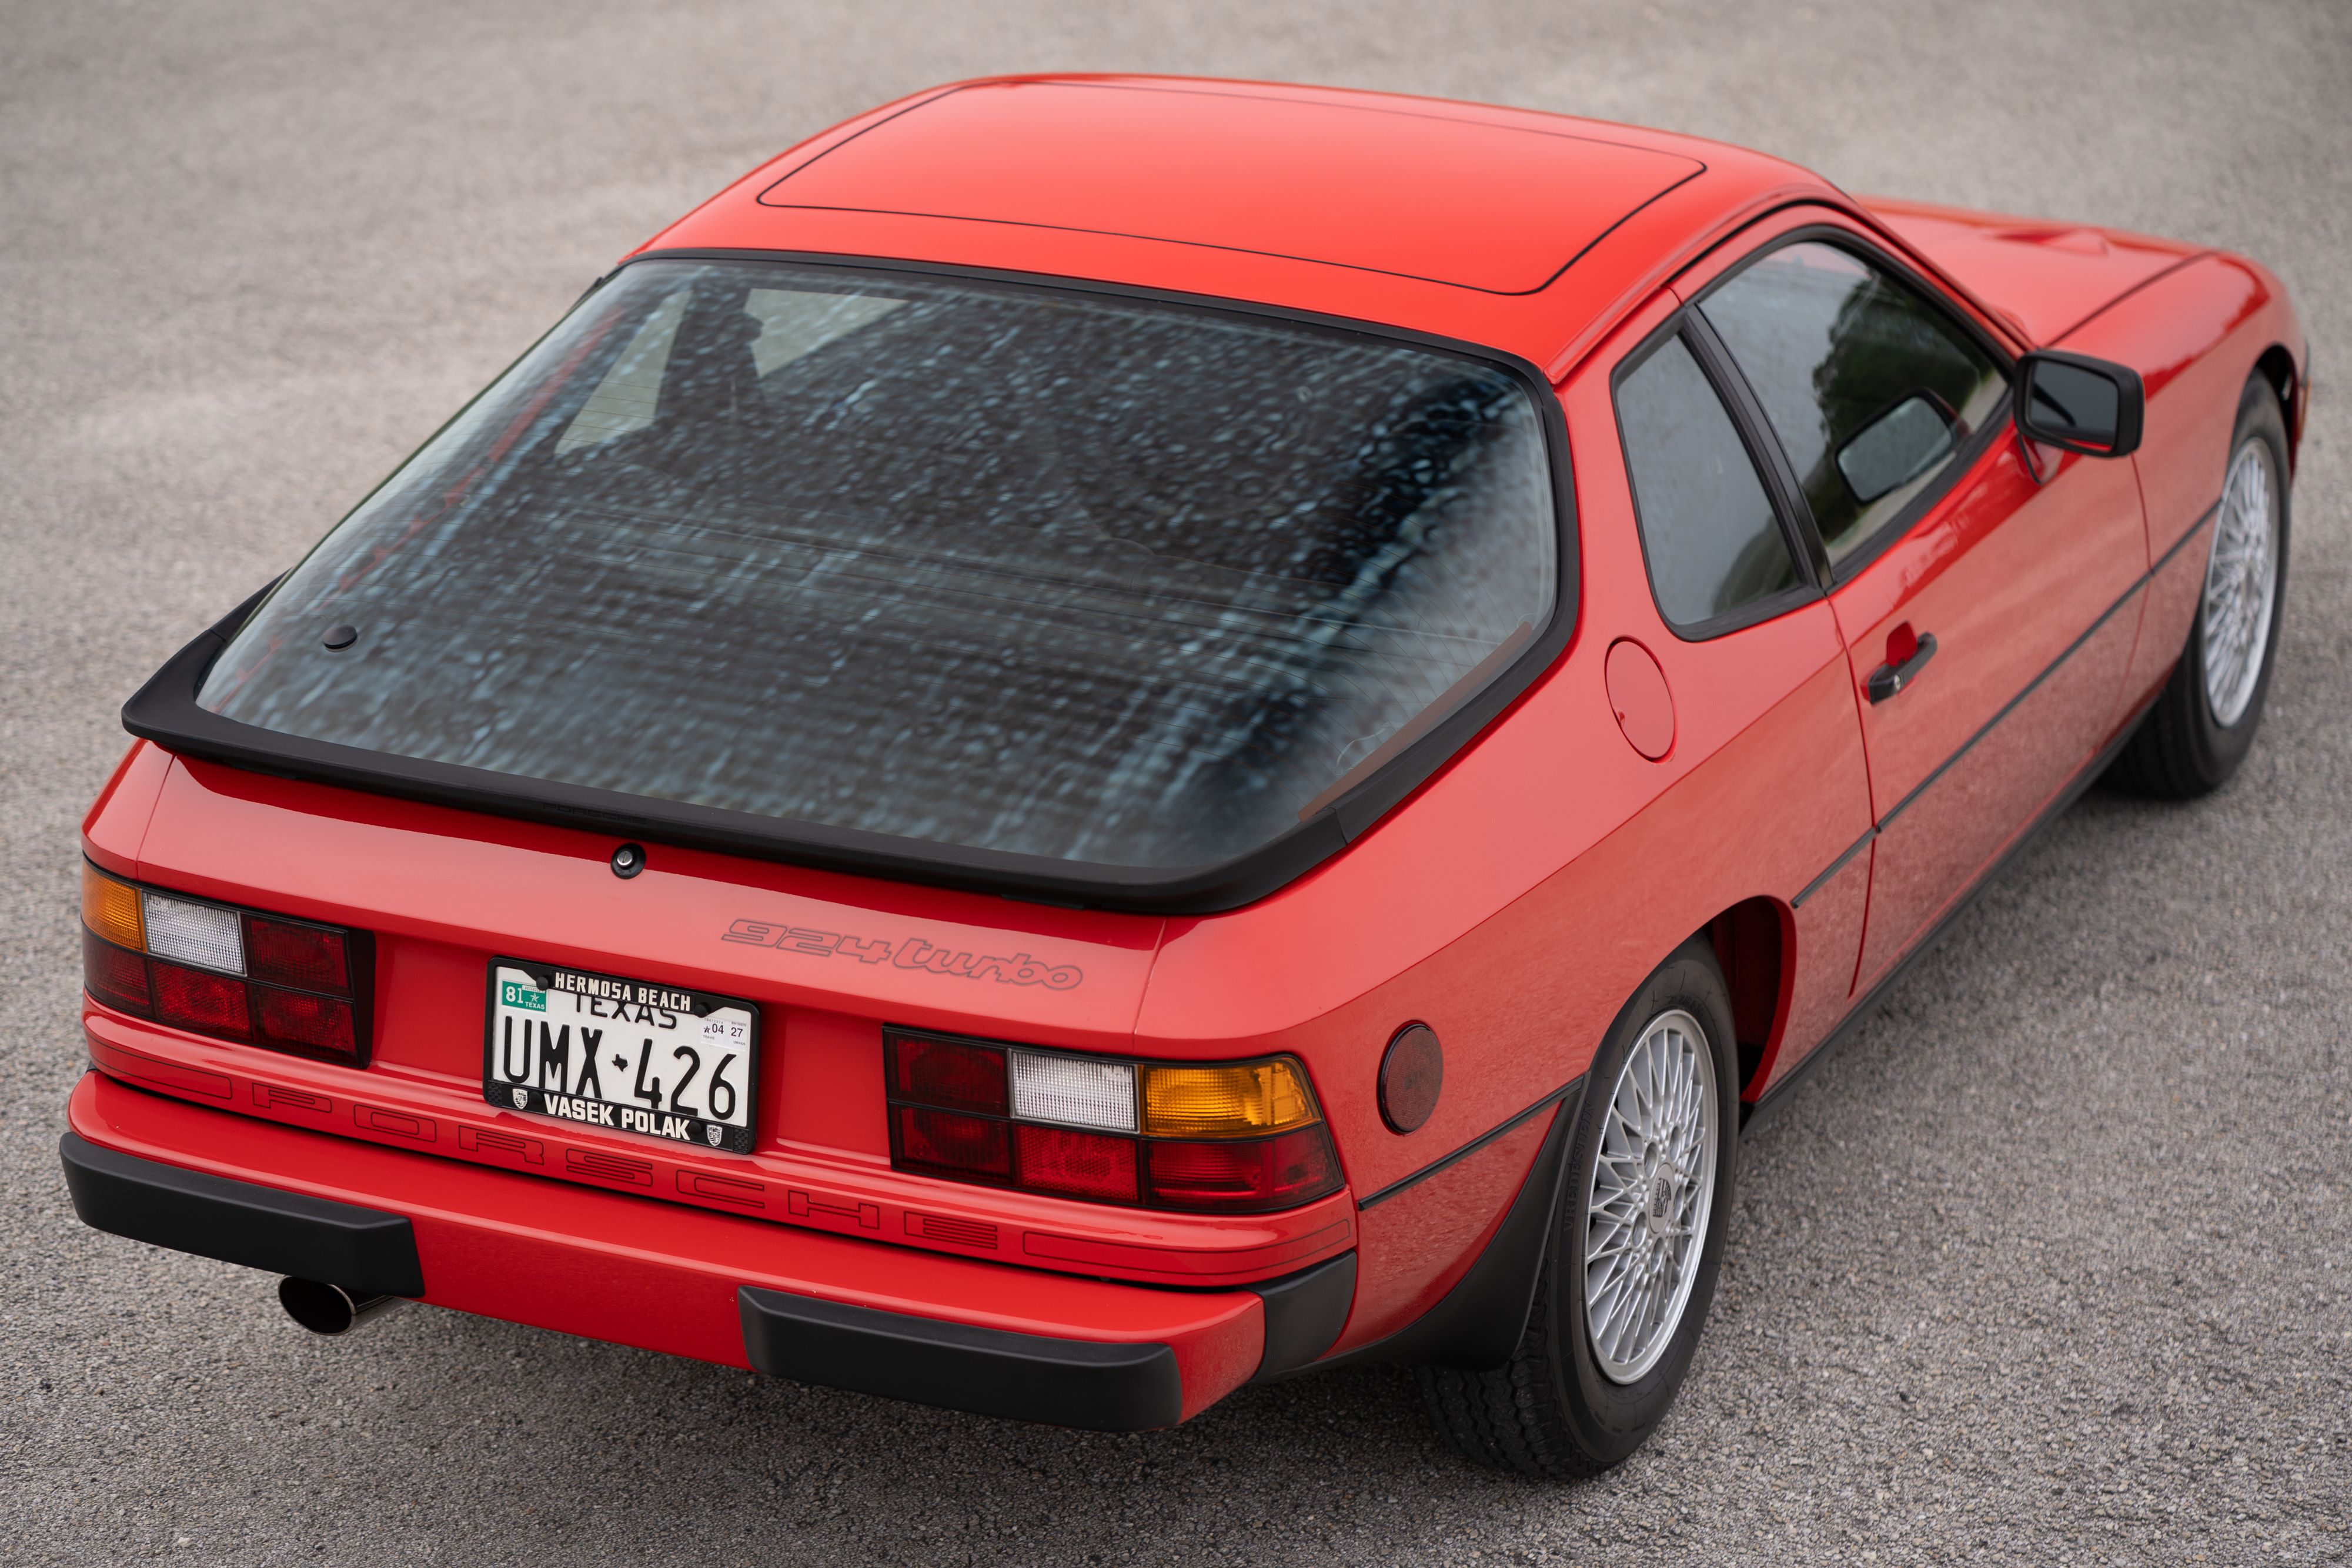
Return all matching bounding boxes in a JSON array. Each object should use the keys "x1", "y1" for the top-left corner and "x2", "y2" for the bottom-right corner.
[
  {"x1": 1417, "y1": 935, "x2": 1739, "y2": 1478},
  {"x1": 2106, "y1": 373, "x2": 2291, "y2": 798}
]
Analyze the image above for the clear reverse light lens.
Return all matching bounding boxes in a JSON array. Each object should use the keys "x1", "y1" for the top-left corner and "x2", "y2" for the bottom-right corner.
[
  {"x1": 141, "y1": 892, "x2": 245, "y2": 975},
  {"x1": 1009, "y1": 1049, "x2": 1137, "y2": 1133}
]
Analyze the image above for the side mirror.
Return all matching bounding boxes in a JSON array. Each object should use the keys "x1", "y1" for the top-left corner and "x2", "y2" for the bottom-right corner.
[
  {"x1": 2016, "y1": 350, "x2": 2144, "y2": 457},
  {"x1": 1835, "y1": 393, "x2": 1957, "y2": 503}
]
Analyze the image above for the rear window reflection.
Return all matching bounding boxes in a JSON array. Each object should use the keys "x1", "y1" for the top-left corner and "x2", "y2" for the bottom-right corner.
[{"x1": 202, "y1": 261, "x2": 1559, "y2": 872}]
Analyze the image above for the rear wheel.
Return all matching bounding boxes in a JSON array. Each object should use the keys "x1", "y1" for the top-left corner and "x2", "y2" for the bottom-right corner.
[
  {"x1": 1418, "y1": 937, "x2": 1739, "y2": 1477},
  {"x1": 2107, "y1": 374, "x2": 2290, "y2": 797}
]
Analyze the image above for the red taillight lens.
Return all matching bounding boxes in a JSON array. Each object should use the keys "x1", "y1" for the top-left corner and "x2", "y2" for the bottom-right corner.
[
  {"x1": 893, "y1": 1105, "x2": 1012, "y2": 1181},
  {"x1": 82, "y1": 930, "x2": 152, "y2": 1016},
  {"x1": 151, "y1": 962, "x2": 252, "y2": 1039},
  {"x1": 77, "y1": 861, "x2": 372, "y2": 1065},
  {"x1": 884, "y1": 1029, "x2": 1345, "y2": 1213},
  {"x1": 1014, "y1": 1124, "x2": 1140, "y2": 1202},
  {"x1": 1144, "y1": 1126, "x2": 1343, "y2": 1213},
  {"x1": 245, "y1": 915, "x2": 350, "y2": 994},
  {"x1": 254, "y1": 987, "x2": 358, "y2": 1061},
  {"x1": 887, "y1": 1033, "x2": 1008, "y2": 1115}
]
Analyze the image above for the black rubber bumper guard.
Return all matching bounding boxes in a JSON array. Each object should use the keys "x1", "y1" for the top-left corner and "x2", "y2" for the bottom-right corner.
[
  {"x1": 59, "y1": 1128, "x2": 1354, "y2": 1431},
  {"x1": 61, "y1": 1131, "x2": 426, "y2": 1298}
]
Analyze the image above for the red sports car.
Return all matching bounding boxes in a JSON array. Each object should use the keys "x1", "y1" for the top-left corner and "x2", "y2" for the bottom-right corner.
[{"x1": 62, "y1": 76, "x2": 2303, "y2": 1476}]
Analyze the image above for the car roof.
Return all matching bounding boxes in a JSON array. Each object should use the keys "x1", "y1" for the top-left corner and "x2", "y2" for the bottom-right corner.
[{"x1": 635, "y1": 76, "x2": 1846, "y2": 375}]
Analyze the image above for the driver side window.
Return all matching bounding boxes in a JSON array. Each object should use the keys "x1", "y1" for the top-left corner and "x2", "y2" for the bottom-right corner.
[{"x1": 1699, "y1": 241, "x2": 2006, "y2": 568}]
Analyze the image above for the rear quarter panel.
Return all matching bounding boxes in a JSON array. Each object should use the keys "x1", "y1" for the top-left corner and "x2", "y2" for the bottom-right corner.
[{"x1": 1144, "y1": 289, "x2": 1873, "y2": 1351}]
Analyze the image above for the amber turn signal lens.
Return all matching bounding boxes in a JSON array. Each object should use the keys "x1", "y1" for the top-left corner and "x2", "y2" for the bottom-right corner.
[
  {"x1": 82, "y1": 864, "x2": 145, "y2": 951},
  {"x1": 1142, "y1": 1058, "x2": 1318, "y2": 1138}
]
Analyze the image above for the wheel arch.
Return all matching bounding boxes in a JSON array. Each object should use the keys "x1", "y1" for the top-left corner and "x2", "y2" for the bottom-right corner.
[
  {"x1": 2253, "y1": 343, "x2": 2303, "y2": 472},
  {"x1": 1703, "y1": 895, "x2": 1792, "y2": 1100}
]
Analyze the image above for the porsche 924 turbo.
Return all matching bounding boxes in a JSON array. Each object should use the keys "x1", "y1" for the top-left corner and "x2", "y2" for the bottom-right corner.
[{"x1": 62, "y1": 76, "x2": 2304, "y2": 1476}]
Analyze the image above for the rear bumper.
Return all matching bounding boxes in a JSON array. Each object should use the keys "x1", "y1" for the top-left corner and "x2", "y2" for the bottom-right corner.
[
  {"x1": 65, "y1": 1071, "x2": 1347, "y2": 1428},
  {"x1": 62, "y1": 1129, "x2": 426, "y2": 1298}
]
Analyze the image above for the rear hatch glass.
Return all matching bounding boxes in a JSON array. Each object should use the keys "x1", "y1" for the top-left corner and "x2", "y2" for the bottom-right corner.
[{"x1": 197, "y1": 259, "x2": 1562, "y2": 891}]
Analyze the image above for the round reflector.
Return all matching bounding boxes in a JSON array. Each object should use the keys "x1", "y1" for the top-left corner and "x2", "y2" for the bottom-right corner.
[{"x1": 1378, "y1": 1023, "x2": 1444, "y2": 1134}]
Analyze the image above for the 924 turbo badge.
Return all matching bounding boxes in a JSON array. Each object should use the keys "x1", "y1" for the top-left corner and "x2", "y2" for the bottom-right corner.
[
  {"x1": 722, "y1": 918, "x2": 1084, "y2": 990},
  {"x1": 482, "y1": 960, "x2": 759, "y2": 1154}
]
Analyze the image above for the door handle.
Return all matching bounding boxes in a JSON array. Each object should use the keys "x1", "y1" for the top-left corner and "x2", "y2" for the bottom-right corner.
[{"x1": 1867, "y1": 631, "x2": 1937, "y2": 703}]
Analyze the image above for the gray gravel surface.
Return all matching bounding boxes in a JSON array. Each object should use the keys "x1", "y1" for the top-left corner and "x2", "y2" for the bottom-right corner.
[{"x1": 4, "y1": 1, "x2": 2348, "y2": 1562}]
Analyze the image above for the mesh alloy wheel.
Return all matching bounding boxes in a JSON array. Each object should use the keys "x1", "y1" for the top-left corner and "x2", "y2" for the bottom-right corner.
[
  {"x1": 2104, "y1": 373, "x2": 2291, "y2": 800},
  {"x1": 1415, "y1": 937, "x2": 1738, "y2": 1478},
  {"x1": 1581, "y1": 1007, "x2": 1719, "y2": 1384},
  {"x1": 2201, "y1": 435, "x2": 2281, "y2": 729}
]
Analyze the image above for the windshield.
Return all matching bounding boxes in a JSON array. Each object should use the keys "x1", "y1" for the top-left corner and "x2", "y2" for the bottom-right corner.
[{"x1": 200, "y1": 260, "x2": 1560, "y2": 873}]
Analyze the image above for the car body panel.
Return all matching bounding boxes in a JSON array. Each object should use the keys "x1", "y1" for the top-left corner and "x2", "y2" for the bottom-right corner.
[
  {"x1": 1342, "y1": 1111, "x2": 1555, "y2": 1351},
  {"x1": 2070, "y1": 253, "x2": 2301, "y2": 729},
  {"x1": 69, "y1": 1070, "x2": 1265, "y2": 1420},
  {"x1": 1832, "y1": 434, "x2": 2149, "y2": 993},
  {"x1": 81, "y1": 737, "x2": 171, "y2": 879},
  {"x1": 82, "y1": 995, "x2": 1359, "y2": 1290},
  {"x1": 65, "y1": 74, "x2": 2308, "y2": 1428},
  {"x1": 749, "y1": 78, "x2": 1706, "y2": 295},
  {"x1": 91, "y1": 758, "x2": 1359, "y2": 1290},
  {"x1": 642, "y1": 76, "x2": 1839, "y2": 372},
  {"x1": 1832, "y1": 248, "x2": 2300, "y2": 997},
  {"x1": 1860, "y1": 195, "x2": 2203, "y2": 347}
]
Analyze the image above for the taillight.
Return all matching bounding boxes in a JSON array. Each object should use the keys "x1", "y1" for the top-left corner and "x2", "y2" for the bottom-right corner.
[
  {"x1": 883, "y1": 1028, "x2": 1344, "y2": 1213},
  {"x1": 889, "y1": 1034, "x2": 1008, "y2": 1115},
  {"x1": 246, "y1": 914, "x2": 351, "y2": 992},
  {"x1": 81, "y1": 928, "x2": 151, "y2": 1015},
  {"x1": 1015, "y1": 1124, "x2": 1140, "y2": 1202},
  {"x1": 152, "y1": 961, "x2": 252, "y2": 1038},
  {"x1": 79, "y1": 862, "x2": 370, "y2": 1066},
  {"x1": 255, "y1": 987, "x2": 359, "y2": 1057},
  {"x1": 894, "y1": 1105, "x2": 1011, "y2": 1180},
  {"x1": 1143, "y1": 1127, "x2": 1341, "y2": 1212}
]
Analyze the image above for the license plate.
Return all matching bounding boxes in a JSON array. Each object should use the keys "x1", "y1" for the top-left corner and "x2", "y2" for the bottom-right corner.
[{"x1": 482, "y1": 959, "x2": 759, "y2": 1155}]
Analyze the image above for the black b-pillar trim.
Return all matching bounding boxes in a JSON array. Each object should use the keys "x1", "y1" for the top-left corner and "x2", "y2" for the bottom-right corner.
[
  {"x1": 738, "y1": 1287, "x2": 1184, "y2": 1431},
  {"x1": 59, "y1": 1129, "x2": 426, "y2": 1299}
]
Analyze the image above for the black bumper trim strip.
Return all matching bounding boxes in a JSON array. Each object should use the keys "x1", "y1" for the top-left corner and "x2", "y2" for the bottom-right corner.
[
  {"x1": 1791, "y1": 824, "x2": 1875, "y2": 910},
  {"x1": 1245, "y1": 1251, "x2": 1357, "y2": 1382},
  {"x1": 1788, "y1": 494, "x2": 2218, "y2": 906},
  {"x1": 1355, "y1": 1074, "x2": 1583, "y2": 1211},
  {"x1": 1744, "y1": 681, "x2": 2161, "y2": 1133},
  {"x1": 59, "y1": 1129, "x2": 426, "y2": 1298},
  {"x1": 1879, "y1": 499, "x2": 2216, "y2": 833},
  {"x1": 738, "y1": 1286, "x2": 1184, "y2": 1431},
  {"x1": 1314, "y1": 1084, "x2": 1582, "y2": 1372}
]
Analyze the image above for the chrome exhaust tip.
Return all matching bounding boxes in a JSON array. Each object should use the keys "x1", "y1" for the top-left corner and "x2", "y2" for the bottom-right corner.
[{"x1": 278, "y1": 1277, "x2": 407, "y2": 1335}]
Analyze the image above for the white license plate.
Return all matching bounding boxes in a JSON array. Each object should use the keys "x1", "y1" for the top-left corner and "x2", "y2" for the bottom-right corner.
[{"x1": 482, "y1": 959, "x2": 759, "y2": 1154}]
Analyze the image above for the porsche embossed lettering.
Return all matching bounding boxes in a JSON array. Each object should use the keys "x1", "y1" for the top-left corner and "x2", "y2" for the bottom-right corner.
[{"x1": 722, "y1": 918, "x2": 1083, "y2": 990}]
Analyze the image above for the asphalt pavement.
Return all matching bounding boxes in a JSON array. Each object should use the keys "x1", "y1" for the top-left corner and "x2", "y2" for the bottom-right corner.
[{"x1": 3, "y1": 1, "x2": 2347, "y2": 1562}]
